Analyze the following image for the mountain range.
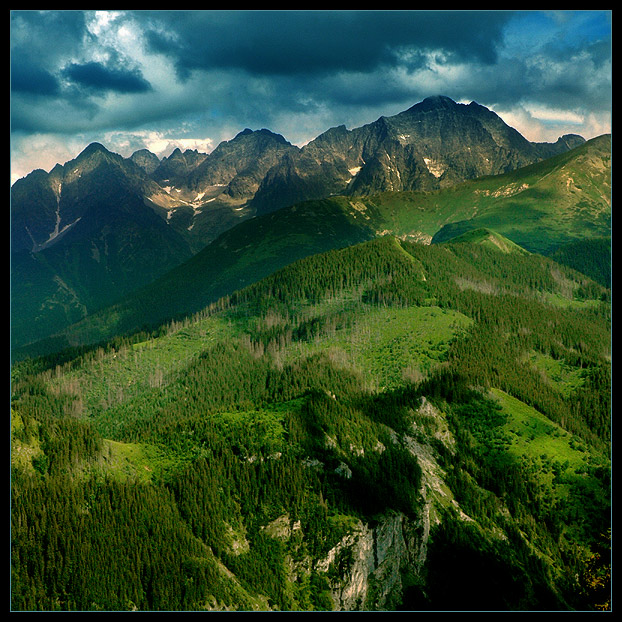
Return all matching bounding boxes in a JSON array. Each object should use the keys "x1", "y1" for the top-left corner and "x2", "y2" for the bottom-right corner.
[
  {"x1": 10, "y1": 95, "x2": 612, "y2": 612},
  {"x1": 10, "y1": 95, "x2": 609, "y2": 355}
]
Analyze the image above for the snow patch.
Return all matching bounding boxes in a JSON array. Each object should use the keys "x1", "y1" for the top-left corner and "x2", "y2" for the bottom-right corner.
[
  {"x1": 423, "y1": 158, "x2": 445, "y2": 178},
  {"x1": 40, "y1": 217, "x2": 82, "y2": 250}
]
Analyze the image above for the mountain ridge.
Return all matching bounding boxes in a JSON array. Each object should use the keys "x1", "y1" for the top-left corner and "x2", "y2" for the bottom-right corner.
[
  {"x1": 11, "y1": 95, "x2": 586, "y2": 253},
  {"x1": 11, "y1": 96, "x2": 605, "y2": 353},
  {"x1": 13, "y1": 133, "x2": 610, "y2": 360},
  {"x1": 249, "y1": 95, "x2": 580, "y2": 215}
]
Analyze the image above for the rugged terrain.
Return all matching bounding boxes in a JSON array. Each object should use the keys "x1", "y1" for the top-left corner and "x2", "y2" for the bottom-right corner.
[
  {"x1": 11, "y1": 96, "x2": 598, "y2": 352},
  {"x1": 10, "y1": 95, "x2": 611, "y2": 612},
  {"x1": 11, "y1": 234, "x2": 611, "y2": 611}
]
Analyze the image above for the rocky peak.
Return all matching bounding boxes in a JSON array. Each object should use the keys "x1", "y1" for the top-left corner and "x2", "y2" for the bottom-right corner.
[
  {"x1": 556, "y1": 134, "x2": 587, "y2": 149},
  {"x1": 167, "y1": 147, "x2": 184, "y2": 159},
  {"x1": 409, "y1": 94, "x2": 459, "y2": 113},
  {"x1": 311, "y1": 124, "x2": 350, "y2": 143},
  {"x1": 151, "y1": 148, "x2": 208, "y2": 185},
  {"x1": 230, "y1": 127, "x2": 291, "y2": 147},
  {"x1": 77, "y1": 142, "x2": 110, "y2": 158},
  {"x1": 130, "y1": 149, "x2": 160, "y2": 175},
  {"x1": 235, "y1": 128, "x2": 254, "y2": 138},
  {"x1": 185, "y1": 127, "x2": 297, "y2": 194}
]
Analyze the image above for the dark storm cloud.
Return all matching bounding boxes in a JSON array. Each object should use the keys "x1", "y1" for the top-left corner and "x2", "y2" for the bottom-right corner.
[
  {"x1": 10, "y1": 9, "x2": 88, "y2": 50},
  {"x1": 141, "y1": 10, "x2": 515, "y2": 79},
  {"x1": 10, "y1": 11, "x2": 87, "y2": 96},
  {"x1": 11, "y1": 11, "x2": 151, "y2": 97},
  {"x1": 62, "y1": 61, "x2": 152, "y2": 93},
  {"x1": 11, "y1": 57, "x2": 60, "y2": 96},
  {"x1": 10, "y1": 11, "x2": 89, "y2": 74},
  {"x1": 9, "y1": 10, "x2": 612, "y2": 183}
]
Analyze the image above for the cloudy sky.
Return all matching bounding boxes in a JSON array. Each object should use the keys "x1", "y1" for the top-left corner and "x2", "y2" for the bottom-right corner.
[{"x1": 10, "y1": 10, "x2": 612, "y2": 184}]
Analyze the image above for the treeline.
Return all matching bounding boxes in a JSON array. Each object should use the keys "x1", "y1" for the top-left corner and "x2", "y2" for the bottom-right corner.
[
  {"x1": 230, "y1": 236, "x2": 426, "y2": 311},
  {"x1": 396, "y1": 240, "x2": 610, "y2": 448},
  {"x1": 227, "y1": 236, "x2": 611, "y2": 449}
]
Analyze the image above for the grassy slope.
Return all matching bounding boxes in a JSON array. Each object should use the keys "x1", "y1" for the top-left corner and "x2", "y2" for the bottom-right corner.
[
  {"x1": 428, "y1": 135, "x2": 611, "y2": 253},
  {"x1": 363, "y1": 134, "x2": 610, "y2": 253}
]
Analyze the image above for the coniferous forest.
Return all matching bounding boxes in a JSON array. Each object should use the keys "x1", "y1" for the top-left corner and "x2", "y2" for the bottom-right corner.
[{"x1": 10, "y1": 234, "x2": 611, "y2": 611}]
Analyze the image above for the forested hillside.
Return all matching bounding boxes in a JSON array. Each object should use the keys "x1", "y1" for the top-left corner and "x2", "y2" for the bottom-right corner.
[
  {"x1": 11, "y1": 235, "x2": 611, "y2": 611},
  {"x1": 15, "y1": 134, "x2": 610, "y2": 361}
]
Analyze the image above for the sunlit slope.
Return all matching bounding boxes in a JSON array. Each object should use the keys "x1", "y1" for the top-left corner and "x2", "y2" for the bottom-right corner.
[
  {"x1": 360, "y1": 134, "x2": 610, "y2": 253},
  {"x1": 429, "y1": 134, "x2": 610, "y2": 252}
]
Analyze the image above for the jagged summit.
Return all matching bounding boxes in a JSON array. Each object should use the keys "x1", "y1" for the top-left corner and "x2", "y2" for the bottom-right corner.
[
  {"x1": 403, "y1": 95, "x2": 501, "y2": 121},
  {"x1": 232, "y1": 127, "x2": 290, "y2": 144},
  {"x1": 77, "y1": 142, "x2": 110, "y2": 158},
  {"x1": 70, "y1": 141, "x2": 127, "y2": 171}
]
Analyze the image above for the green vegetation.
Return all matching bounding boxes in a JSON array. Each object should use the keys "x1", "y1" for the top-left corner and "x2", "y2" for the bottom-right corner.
[
  {"x1": 429, "y1": 135, "x2": 611, "y2": 254},
  {"x1": 366, "y1": 135, "x2": 610, "y2": 255},
  {"x1": 14, "y1": 135, "x2": 610, "y2": 359},
  {"x1": 548, "y1": 237, "x2": 611, "y2": 288},
  {"x1": 11, "y1": 234, "x2": 610, "y2": 611}
]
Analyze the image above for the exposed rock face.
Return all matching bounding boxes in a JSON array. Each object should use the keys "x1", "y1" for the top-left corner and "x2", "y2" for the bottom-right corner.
[
  {"x1": 10, "y1": 95, "x2": 587, "y2": 351},
  {"x1": 183, "y1": 128, "x2": 296, "y2": 198},
  {"x1": 10, "y1": 143, "x2": 194, "y2": 347},
  {"x1": 299, "y1": 396, "x2": 465, "y2": 611},
  {"x1": 249, "y1": 95, "x2": 585, "y2": 216},
  {"x1": 316, "y1": 512, "x2": 425, "y2": 610},
  {"x1": 129, "y1": 148, "x2": 161, "y2": 175}
]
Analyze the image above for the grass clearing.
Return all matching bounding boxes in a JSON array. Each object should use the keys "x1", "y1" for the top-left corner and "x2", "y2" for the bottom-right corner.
[
  {"x1": 279, "y1": 305, "x2": 472, "y2": 392},
  {"x1": 527, "y1": 352, "x2": 587, "y2": 397},
  {"x1": 490, "y1": 388, "x2": 591, "y2": 474},
  {"x1": 95, "y1": 439, "x2": 180, "y2": 482},
  {"x1": 11, "y1": 410, "x2": 43, "y2": 475},
  {"x1": 208, "y1": 399, "x2": 304, "y2": 457},
  {"x1": 48, "y1": 312, "x2": 241, "y2": 417}
]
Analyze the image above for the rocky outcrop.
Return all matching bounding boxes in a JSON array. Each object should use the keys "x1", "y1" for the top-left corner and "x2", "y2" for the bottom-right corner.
[
  {"x1": 296, "y1": 396, "x2": 467, "y2": 611},
  {"x1": 315, "y1": 511, "x2": 425, "y2": 611}
]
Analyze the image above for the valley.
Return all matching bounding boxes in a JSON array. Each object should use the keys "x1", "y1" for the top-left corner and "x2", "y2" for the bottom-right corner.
[
  {"x1": 10, "y1": 96, "x2": 611, "y2": 612},
  {"x1": 10, "y1": 97, "x2": 609, "y2": 353}
]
